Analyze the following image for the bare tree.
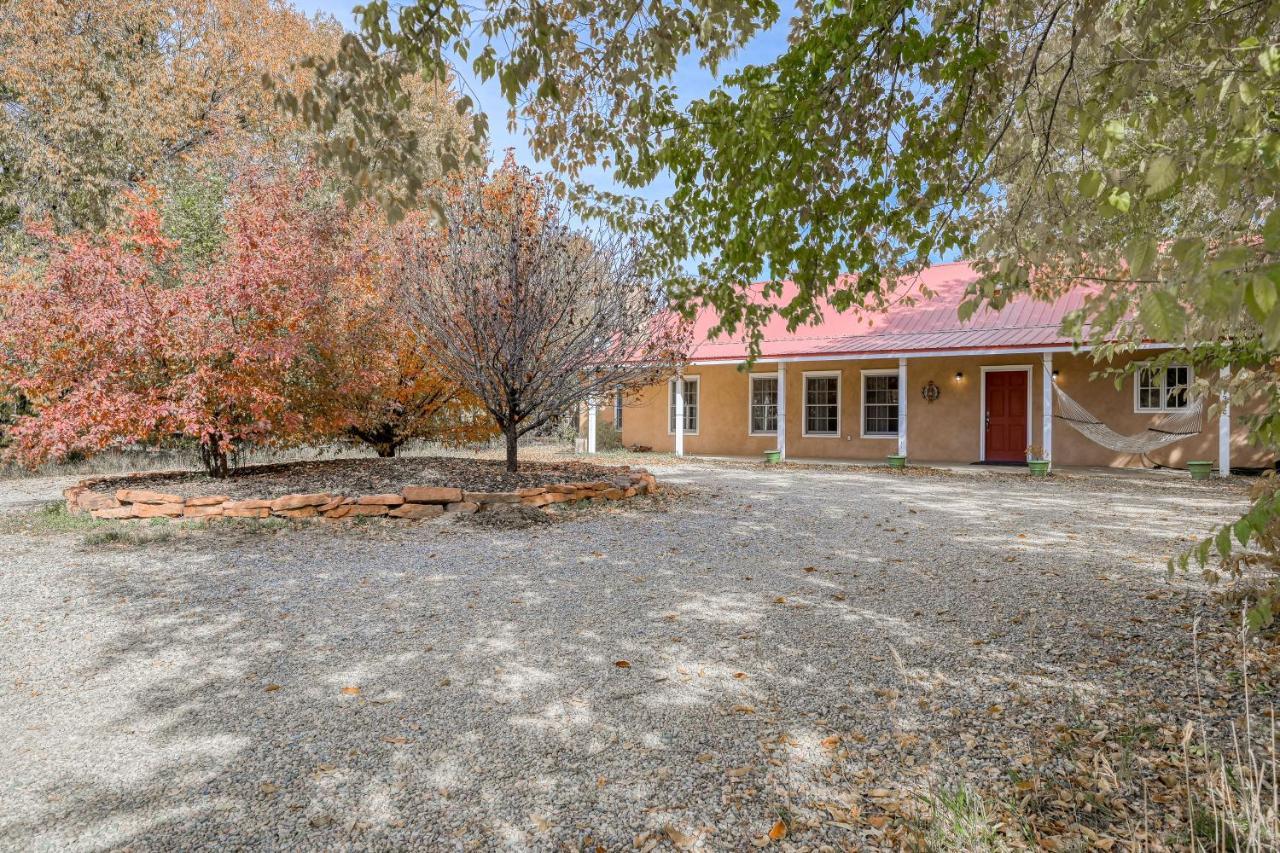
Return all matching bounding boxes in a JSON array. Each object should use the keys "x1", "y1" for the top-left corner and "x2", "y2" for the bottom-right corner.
[{"x1": 397, "y1": 161, "x2": 689, "y2": 471}]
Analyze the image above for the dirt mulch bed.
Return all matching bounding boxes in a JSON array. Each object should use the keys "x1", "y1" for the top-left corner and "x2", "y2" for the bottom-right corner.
[{"x1": 84, "y1": 456, "x2": 631, "y2": 501}]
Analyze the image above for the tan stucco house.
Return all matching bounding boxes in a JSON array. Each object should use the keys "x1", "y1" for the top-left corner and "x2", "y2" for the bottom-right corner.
[{"x1": 589, "y1": 262, "x2": 1272, "y2": 473}]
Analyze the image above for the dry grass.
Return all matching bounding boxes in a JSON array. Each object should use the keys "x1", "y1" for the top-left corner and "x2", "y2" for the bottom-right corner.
[{"x1": 908, "y1": 616, "x2": 1279, "y2": 851}]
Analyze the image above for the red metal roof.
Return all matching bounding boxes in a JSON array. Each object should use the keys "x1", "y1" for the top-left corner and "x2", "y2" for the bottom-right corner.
[{"x1": 688, "y1": 261, "x2": 1090, "y2": 362}]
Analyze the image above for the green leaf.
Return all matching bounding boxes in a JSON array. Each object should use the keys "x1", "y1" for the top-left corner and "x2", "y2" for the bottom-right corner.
[
  {"x1": 1259, "y1": 45, "x2": 1280, "y2": 76},
  {"x1": 1105, "y1": 187, "x2": 1132, "y2": 214},
  {"x1": 1247, "y1": 598, "x2": 1274, "y2": 632},
  {"x1": 1234, "y1": 517, "x2": 1253, "y2": 547},
  {"x1": 1144, "y1": 155, "x2": 1178, "y2": 197},
  {"x1": 1078, "y1": 170, "x2": 1104, "y2": 199},
  {"x1": 1126, "y1": 235, "x2": 1158, "y2": 278},
  {"x1": 1246, "y1": 274, "x2": 1277, "y2": 322},
  {"x1": 1216, "y1": 524, "x2": 1232, "y2": 559},
  {"x1": 1139, "y1": 291, "x2": 1184, "y2": 338},
  {"x1": 1264, "y1": 209, "x2": 1280, "y2": 252}
]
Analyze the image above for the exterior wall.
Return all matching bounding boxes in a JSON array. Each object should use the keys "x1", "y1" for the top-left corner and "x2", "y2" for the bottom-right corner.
[{"x1": 615, "y1": 351, "x2": 1274, "y2": 470}]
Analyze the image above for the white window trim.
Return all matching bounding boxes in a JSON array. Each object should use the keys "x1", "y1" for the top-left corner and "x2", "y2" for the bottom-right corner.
[
  {"x1": 859, "y1": 368, "x2": 900, "y2": 439},
  {"x1": 801, "y1": 370, "x2": 842, "y2": 438},
  {"x1": 1133, "y1": 362, "x2": 1193, "y2": 413},
  {"x1": 667, "y1": 375, "x2": 700, "y2": 435},
  {"x1": 978, "y1": 365, "x2": 1035, "y2": 462},
  {"x1": 747, "y1": 372, "x2": 779, "y2": 436}
]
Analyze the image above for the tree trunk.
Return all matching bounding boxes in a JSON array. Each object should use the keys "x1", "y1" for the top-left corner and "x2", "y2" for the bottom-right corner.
[
  {"x1": 200, "y1": 437, "x2": 230, "y2": 479},
  {"x1": 374, "y1": 441, "x2": 398, "y2": 458},
  {"x1": 504, "y1": 425, "x2": 519, "y2": 472}
]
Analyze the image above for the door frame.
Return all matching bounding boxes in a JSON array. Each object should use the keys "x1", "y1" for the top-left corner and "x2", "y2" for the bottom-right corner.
[{"x1": 979, "y1": 365, "x2": 1034, "y2": 462}]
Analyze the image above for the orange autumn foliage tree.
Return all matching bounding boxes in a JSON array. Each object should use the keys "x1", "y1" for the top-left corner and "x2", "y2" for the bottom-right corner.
[
  {"x1": 318, "y1": 209, "x2": 498, "y2": 457},
  {"x1": 0, "y1": 0, "x2": 337, "y2": 229},
  {"x1": 0, "y1": 172, "x2": 341, "y2": 477}
]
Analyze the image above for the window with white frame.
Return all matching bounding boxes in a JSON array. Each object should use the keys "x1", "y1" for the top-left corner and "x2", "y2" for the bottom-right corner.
[
  {"x1": 803, "y1": 373, "x2": 840, "y2": 436},
  {"x1": 1135, "y1": 364, "x2": 1191, "y2": 412},
  {"x1": 861, "y1": 370, "x2": 899, "y2": 437},
  {"x1": 749, "y1": 374, "x2": 778, "y2": 434},
  {"x1": 668, "y1": 376, "x2": 699, "y2": 433},
  {"x1": 614, "y1": 388, "x2": 624, "y2": 428}
]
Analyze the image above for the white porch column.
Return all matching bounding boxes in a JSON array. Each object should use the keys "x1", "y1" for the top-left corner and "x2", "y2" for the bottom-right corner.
[
  {"x1": 1219, "y1": 365, "x2": 1231, "y2": 477},
  {"x1": 776, "y1": 362, "x2": 787, "y2": 460},
  {"x1": 674, "y1": 374, "x2": 685, "y2": 457},
  {"x1": 897, "y1": 357, "x2": 908, "y2": 456},
  {"x1": 1042, "y1": 352, "x2": 1053, "y2": 464},
  {"x1": 587, "y1": 398, "x2": 597, "y2": 454}
]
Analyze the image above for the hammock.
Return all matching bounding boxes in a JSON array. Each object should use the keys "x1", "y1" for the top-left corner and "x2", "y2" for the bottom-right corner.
[{"x1": 1052, "y1": 383, "x2": 1204, "y2": 455}]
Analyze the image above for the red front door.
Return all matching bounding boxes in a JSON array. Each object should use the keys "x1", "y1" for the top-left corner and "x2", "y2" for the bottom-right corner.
[{"x1": 984, "y1": 370, "x2": 1028, "y2": 462}]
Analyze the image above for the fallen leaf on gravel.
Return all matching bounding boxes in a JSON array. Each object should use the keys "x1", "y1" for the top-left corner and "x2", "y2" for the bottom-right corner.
[
  {"x1": 731, "y1": 705, "x2": 755, "y2": 714},
  {"x1": 768, "y1": 819, "x2": 787, "y2": 841},
  {"x1": 309, "y1": 814, "x2": 333, "y2": 828},
  {"x1": 803, "y1": 566, "x2": 816, "y2": 573},
  {"x1": 258, "y1": 782, "x2": 278, "y2": 795},
  {"x1": 614, "y1": 660, "x2": 631, "y2": 668},
  {"x1": 340, "y1": 686, "x2": 360, "y2": 695},
  {"x1": 820, "y1": 735, "x2": 840, "y2": 749},
  {"x1": 664, "y1": 825, "x2": 697, "y2": 848},
  {"x1": 381, "y1": 736, "x2": 410, "y2": 745},
  {"x1": 263, "y1": 684, "x2": 281, "y2": 692},
  {"x1": 869, "y1": 788, "x2": 892, "y2": 798},
  {"x1": 773, "y1": 596, "x2": 786, "y2": 604},
  {"x1": 530, "y1": 814, "x2": 551, "y2": 832},
  {"x1": 733, "y1": 671, "x2": 748, "y2": 679},
  {"x1": 727, "y1": 766, "x2": 752, "y2": 777}
]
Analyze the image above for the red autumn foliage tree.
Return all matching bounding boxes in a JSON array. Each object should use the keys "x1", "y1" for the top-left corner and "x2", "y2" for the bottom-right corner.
[
  {"x1": 0, "y1": 172, "x2": 340, "y2": 477},
  {"x1": 400, "y1": 159, "x2": 690, "y2": 472}
]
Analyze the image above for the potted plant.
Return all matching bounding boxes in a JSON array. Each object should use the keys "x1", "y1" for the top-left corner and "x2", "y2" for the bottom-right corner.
[
  {"x1": 1187, "y1": 460, "x2": 1214, "y2": 480},
  {"x1": 886, "y1": 454, "x2": 907, "y2": 469},
  {"x1": 763, "y1": 449, "x2": 781, "y2": 464},
  {"x1": 1026, "y1": 445, "x2": 1050, "y2": 477}
]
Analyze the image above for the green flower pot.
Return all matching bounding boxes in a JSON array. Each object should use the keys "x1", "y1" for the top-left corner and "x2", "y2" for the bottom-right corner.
[
  {"x1": 1027, "y1": 459, "x2": 1050, "y2": 477},
  {"x1": 887, "y1": 454, "x2": 907, "y2": 469},
  {"x1": 763, "y1": 449, "x2": 781, "y2": 464},
  {"x1": 1188, "y1": 460, "x2": 1214, "y2": 480}
]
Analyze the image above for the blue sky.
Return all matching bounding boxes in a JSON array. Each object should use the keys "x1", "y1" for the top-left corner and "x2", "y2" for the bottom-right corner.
[{"x1": 291, "y1": 0, "x2": 792, "y2": 202}]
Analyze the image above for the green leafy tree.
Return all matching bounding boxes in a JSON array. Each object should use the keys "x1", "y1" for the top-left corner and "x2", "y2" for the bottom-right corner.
[{"x1": 304, "y1": 0, "x2": 1279, "y2": 620}]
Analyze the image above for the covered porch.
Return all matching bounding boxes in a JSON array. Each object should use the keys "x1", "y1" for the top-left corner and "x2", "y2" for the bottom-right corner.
[{"x1": 583, "y1": 348, "x2": 1243, "y2": 475}]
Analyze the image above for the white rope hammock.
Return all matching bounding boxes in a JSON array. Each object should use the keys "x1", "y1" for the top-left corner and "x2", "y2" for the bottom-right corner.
[{"x1": 1052, "y1": 383, "x2": 1204, "y2": 455}]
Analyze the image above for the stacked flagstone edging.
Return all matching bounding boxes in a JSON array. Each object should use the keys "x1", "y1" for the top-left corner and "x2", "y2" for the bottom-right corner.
[{"x1": 62, "y1": 469, "x2": 658, "y2": 522}]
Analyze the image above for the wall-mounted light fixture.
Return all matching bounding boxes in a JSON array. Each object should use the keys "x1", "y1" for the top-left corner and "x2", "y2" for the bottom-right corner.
[
  {"x1": 954, "y1": 371, "x2": 964, "y2": 381},
  {"x1": 1052, "y1": 369, "x2": 1061, "y2": 380}
]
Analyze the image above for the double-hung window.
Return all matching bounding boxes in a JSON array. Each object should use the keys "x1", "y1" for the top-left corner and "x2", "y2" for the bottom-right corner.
[
  {"x1": 749, "y1": 374, "x2": 778, "y2": 434},
  {"x1": 861, "y1": 370, "x2": 899, "y2": 437},
  {"x1": 668, "y1": 376, "x2": 699, "y2": 433},
  {"x1": 1135, "y1": 364, "x2": 1191, "y2": 412},
  {"x1": 803, "y1": 372, "x2": 840, "y2": 436}
]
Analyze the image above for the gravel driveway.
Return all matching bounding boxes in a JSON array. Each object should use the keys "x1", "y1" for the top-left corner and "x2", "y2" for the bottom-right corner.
[{"x1": 0, "y1": 463, "x2": 1253, "y2": 850}]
